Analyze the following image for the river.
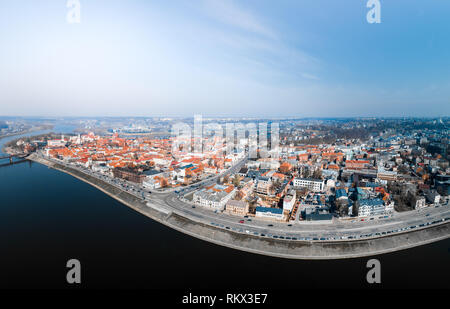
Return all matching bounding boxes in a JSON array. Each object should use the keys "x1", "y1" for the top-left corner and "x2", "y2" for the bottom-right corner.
[{"x1": 0, "y1": 127, "x2": 448, "y2": 289}]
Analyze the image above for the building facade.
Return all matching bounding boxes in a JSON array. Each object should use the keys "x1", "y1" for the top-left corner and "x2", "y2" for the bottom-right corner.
[{"x1": 293, "y1": 178, "x2": 324, "y2": 192}]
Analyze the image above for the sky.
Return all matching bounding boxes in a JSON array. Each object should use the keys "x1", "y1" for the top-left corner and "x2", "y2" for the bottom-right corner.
[{"x1": 0, "y1": 0, "x2": 449, "y2": 118}]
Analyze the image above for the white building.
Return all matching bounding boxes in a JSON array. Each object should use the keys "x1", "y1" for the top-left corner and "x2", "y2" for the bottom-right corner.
[
  {"x1": 414, "y1": 197, "x2": 426, "y2": 209},
  {"x1": 293, "y1": 178, "x2": 324, "y2": 192},
  {"x1": 143, "y1": 170, "x2": 165, "y2": 189},
  {"x1": 47, "y1": 139, "x2": 66, "y2": 148},
  {"x1": 143, "y1": 178, "x2": 161, "y2": 189},
  {"x1": 283, "y1": 190, "x2": 296, "y2": 213},
  {"x1": 358, "y1": 199, "x2": 388, "y2": 217},
  {"x1": 92, "y1": 164, "x2": 110, "y2": 174},
  {"x1": 193, "y1": 184, "x2": 236, "y2": 211},
  {"x1": 255, "y1": 206, "x2": 285, "y2": 221}
]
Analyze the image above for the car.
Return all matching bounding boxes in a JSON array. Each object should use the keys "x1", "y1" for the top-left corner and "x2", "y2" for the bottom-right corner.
[
  {"x1": 268, "y1": 224, "x2": 273, "y2": 227},
  {"x1": 239, "y1": 220, "x2": 244, "y2": 224},
  {"x1": 287, "y1": 224, "x2": 292, "y2": 227}
]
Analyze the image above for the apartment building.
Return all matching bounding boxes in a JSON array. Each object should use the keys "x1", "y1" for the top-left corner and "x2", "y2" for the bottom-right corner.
[
  {"x1": 193, "y1": 184, "x2": 236, "y2": 211},
  {"x1": 357, "y1": 199, "x2": 387, "y2": 217},
  {"x1": 293, "y1": 178, "x2": 324, "y2": 192},
  {"x1": 225, "y1": 200, "x2": 249, "y2": 216},
  {"x1": 255, "y1": 206, "x2": 285, "y2": 221},
  {"x1": 282, "y1": 189, "x2": 296, "y2": 212}
]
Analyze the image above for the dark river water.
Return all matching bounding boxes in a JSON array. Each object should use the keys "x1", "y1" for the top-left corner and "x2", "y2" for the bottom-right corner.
[{"x1": 0, "y1": 127, "x2": 448, "y2": 289}]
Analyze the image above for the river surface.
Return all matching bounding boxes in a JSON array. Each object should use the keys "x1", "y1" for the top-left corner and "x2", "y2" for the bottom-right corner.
[{"x1": 0, "y1": 127, "x2": 448, "y2": 289}]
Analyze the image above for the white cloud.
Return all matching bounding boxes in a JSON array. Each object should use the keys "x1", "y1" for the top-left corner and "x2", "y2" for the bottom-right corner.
[
  {"x1": 202, "y1": 0, "x2": 277, "y2": 39},
  {"x1": 301, "y1": 73, "x2": 320, "y2": 80}
]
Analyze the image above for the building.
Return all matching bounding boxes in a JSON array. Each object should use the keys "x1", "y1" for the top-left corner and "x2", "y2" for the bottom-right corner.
[
  {"x1": 92, "y1": 164, "x2": 109, "y2": 174},
  {"x1": 425, "y1": 190, "x2": 441, "y2": 205},
  {"x1": 357, "y1": 199, "x2": 386, "y2": 217},
  {"x1": 414, "y1": 196, "x2": 426, "y2": 209},
  {"x1": 193, "y1": 184, "x2": 236, "y2": 211},
  {"x1": 142, "y1": 170, "x2": 165, "y2": 189},
  {"x1": 47, "y1": 139, "x2": 67, "y2": 148},
  {"x1": 346, "y1": 160, "x2": 370, "y2": 169},
  {"x1": 255, "y1": 206, "x2": 285, "y2": 221},
  {"x1": 237, "y1": 167, "x2": 248, "y2": 177},
  {"x1": 303, "y1": 207, "x2": 333, "y2": 223},
  {"x1": 293, "y1": 178, "x2": 324, "y2": 192},
  {"x1": 435, "y1": 174, "x2": 450, "y2": 195},
  {"x1": 282, "y1": 189, "x2": 296, "y2": 212},
  {"x1": 335, "y1": 188, "x2": 348, "y2": 200},
  {"x1": 112, "y1": 167, "x2": 146, "y2": 183},
  {"x1": 225, "y1": 200, "x2": 249, "y2": 216},
  {"x1": 377, "y1": 168, "x2": 397, "y2": 181},
  {"x1": 256, "y1": 177, "x2": 273, "y2": 196},
  {"x1": 239, "y1": 177, "x2": 254, "y2": 199}
]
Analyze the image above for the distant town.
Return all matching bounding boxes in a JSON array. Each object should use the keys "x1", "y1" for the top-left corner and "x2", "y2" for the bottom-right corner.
[{"x1": 4, "y1": 117, "x2": 449, "y2": 225}]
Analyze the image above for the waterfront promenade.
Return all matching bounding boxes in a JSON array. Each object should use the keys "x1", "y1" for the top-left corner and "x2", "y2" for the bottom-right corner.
[{"x1": 27, "y1": 153, "x2": 450, "y2": 260}]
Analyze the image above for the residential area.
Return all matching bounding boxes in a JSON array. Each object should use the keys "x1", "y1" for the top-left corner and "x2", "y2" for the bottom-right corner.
[{"x1": 10, "y1": 118, "x2": 450, "y2": 226}]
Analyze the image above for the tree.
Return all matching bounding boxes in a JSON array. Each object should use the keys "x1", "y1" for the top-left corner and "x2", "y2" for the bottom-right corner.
[
  {"x1": 235, "y1": 190, "x2": 244, "y2": 200},
  {"x1": 312, "y1": 169, "x2": 322, "y2": 179},
  {"x1": 352, "y1": 200, "x2": 359, "y2": 216},
  {"x1": 336, "y1": 200, "x2": 349, "y2": 217},
  {"x1": 232, "y1": 174, "x2": 240, "y2": 187},
  {"x1": 279, "y1": 162, "x2": 291, "y2": 174}
]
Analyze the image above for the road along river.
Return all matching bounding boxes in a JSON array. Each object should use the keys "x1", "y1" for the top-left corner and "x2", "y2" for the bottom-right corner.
[{"x1": 27, "y1": 153, "x2": 450, "y2": 260}]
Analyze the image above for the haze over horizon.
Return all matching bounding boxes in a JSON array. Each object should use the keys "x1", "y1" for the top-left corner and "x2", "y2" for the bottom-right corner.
[{"x1": 1, "y1": 0, "x2": 449, "y2": 117}]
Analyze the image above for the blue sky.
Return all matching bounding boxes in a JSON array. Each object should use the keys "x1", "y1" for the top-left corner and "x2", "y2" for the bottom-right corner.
[{"x1": 0, "y1": 0, "x2": 449, "y2": 117}]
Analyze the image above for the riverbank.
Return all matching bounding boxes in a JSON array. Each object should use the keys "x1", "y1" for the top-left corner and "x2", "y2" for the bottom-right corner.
[
  {"x1": 28, "y1": 153, "x2": 450, "y2": 260},
  {"x1": 0, "y1": 126, "x2": 56, "y2": 155},
  {"x1": 0, "y1": 130, "x2": 33, "y2": 141},
  {"x1": 0, "y1": 125, "x2": 54, "y2": 141}
]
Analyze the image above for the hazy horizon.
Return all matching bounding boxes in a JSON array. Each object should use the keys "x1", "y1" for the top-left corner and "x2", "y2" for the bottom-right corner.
[{"x1": 1, "y1": 0, "x2": 449, "y2": 117}]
